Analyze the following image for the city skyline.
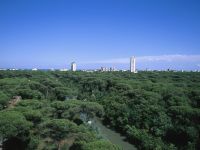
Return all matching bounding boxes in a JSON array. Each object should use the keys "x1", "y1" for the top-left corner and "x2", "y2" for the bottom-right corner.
[
  {"x1": 1, "y1": 0, "x2": 200, "y2": 70},
  {"x1": 1, "y1": 54, "x2": 200, "y2": 71}
]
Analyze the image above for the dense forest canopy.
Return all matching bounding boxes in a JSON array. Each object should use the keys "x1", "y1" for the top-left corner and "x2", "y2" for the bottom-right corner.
[{"x1": 0, "y1": 70, "x2": 199, "y2": 150}]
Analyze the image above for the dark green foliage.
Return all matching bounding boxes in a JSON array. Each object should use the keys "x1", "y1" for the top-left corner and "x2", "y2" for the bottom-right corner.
[{"x1": 27, "y1": 135, "x2": 40, "y2": 150}]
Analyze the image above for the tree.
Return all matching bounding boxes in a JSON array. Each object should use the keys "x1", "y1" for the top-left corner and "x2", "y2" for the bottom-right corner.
[
  {"x1": 40, "y1": 119, "x2": 78, "y2": 149},
  {"x1": 0, "y1": 91, "x2": 9, "y2": 110},
  {"x1": 23, "y1": 110, "x2": 42, "y2": 125},
  {"x1": 0, "y1": 110, "x2": 32, "y2": 146}
]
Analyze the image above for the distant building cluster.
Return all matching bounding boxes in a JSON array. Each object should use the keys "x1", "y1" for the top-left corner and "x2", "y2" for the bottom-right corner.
[
  {"x1": 60, "y1": 68, "x2": 68, "y2": 72},
  {"x1": 32, "y1": 68, "x2": 38, "y2": 71},
  {"x1": 100, "y1": 67, "x2": 116, "y2": 72},
  {"x1": 1, "y1": 56, "x2": 200, "y2": 73},
  {"x1": 100, "y1": 56, "x2": 137, "y2": 73},
  {"x1": 4, "y1": 55, "x2": 199, "y2": 72},
  {"x1": 0, "y1": 56, "x2": 138, "y2": 73},
  {"x1": 62, "y1": 57, "x2": 136, "y2": 73}
]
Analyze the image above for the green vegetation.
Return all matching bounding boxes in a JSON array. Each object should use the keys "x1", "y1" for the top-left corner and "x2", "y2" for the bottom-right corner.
[{"x1": 0, "y1": 70, "x2": 200, "y2": 150}]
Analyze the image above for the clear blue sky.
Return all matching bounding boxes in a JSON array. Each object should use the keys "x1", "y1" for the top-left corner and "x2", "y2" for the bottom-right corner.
[{"x1": 0, "y1": 0, "x2": 200, "y2": 70}]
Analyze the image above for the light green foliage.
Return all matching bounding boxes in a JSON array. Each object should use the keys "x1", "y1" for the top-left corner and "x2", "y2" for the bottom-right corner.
[
  {"x1": 0, "y1": 91, "x2": 9, "y2": 110},
  {"x1": 81, "y1": 140, "x2": 122, "y2": 150},
  {"x1": 0, "y1": 111, "x2": 32, "y2": 139},
  {"x1": 40, "y1": 119, "x2": 78, "y2": 141},
  {"x1": 23, "y1": 110, "x2": 42, "y2": 124}
]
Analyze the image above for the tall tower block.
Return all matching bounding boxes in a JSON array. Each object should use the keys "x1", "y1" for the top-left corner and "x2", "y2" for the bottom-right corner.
[
  {"x1": 130, "y1": 56, "x2": 136, "y2": 73},
  {"x1": 71, "y1": 62, "x2": 77, "y2": 71}
]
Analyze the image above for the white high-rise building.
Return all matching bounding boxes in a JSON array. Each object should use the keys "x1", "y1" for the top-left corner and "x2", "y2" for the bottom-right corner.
[
  {"x1": 71, "y1": 62, "x2": 77, "y2": 71},
  {"x1": 130, "y1": 56, "x2": 136, "y2": 73}
]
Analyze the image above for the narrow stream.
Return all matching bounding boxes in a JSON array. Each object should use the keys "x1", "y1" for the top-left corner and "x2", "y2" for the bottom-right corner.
[{"x1": 93, "y1": 119, "x2": 137, "y2": 150}]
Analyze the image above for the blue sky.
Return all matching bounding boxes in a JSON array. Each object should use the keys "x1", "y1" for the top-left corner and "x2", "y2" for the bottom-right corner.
[{"x1": 0, "y1": 0, "x2": 200, "y2": 70}]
